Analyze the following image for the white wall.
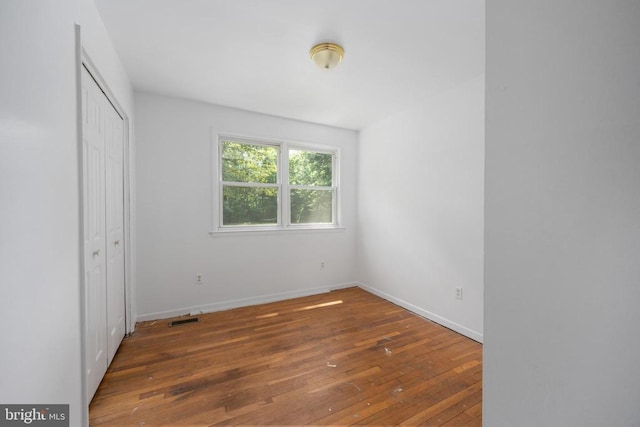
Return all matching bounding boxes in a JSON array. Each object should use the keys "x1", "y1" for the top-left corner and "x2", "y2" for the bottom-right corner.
[
  {"x1": 0, "y1": 1, "x2": 83, "y2": 423},
  {"x1": 484, "y1": 1, "x2": 640, "y2": 425},
  {"x1": 134, "y1": 93, "x2": 358, "y2": 319},
  {"x1": 78, "y1": 0, "x2": 134, "y2": 119},
  {"x1": 0, "y1": 0, "x2": 133, "y2": 424},
  {"x1": 357, "y1": 76, "x2": 485, "y2": 341}
]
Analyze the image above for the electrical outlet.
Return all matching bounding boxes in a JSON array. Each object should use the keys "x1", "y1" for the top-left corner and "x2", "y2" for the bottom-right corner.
[
  {"x1": 195, "y1": 275, "x2": 204, "y2": 285},
  {"x1": 320, "y1": 261, "x2": 325, "y2": 270},
  {"x1": 455, "y1": 287, "x2": 463, "y2": 300}
]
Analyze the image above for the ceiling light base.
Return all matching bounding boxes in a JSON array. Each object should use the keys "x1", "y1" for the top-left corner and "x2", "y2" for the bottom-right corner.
[{"x1": 310, "y1": 43, "x2": 345, "y2": 69}]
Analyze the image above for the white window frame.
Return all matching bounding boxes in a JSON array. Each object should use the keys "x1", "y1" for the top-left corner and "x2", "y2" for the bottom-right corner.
[{"x1": 211, "y1": 133, "x2": 341, "y2": 234}]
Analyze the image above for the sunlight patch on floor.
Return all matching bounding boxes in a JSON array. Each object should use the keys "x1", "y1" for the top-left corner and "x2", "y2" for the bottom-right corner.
[{"x1": 293, "y1": 300, "x2": 343, "y2": 312}]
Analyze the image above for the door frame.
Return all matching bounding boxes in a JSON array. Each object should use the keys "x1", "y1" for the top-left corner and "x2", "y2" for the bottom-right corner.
[{"x1": 76, "y1": 25, "x2": 134, "y2": 419}]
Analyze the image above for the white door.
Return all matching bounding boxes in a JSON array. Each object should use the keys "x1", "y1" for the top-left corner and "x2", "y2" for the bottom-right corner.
[
  {"x1": 82, "y1": 66, "x2": 126, "y2": 400},
  {"x1": 82, "y1": 66, "x2": 108, "y2": 400},
  {"x1": 105, "y1": 96, "x2": 126, "y2": 364}
]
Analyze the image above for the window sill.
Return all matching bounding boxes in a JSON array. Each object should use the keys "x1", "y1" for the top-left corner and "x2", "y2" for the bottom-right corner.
[{"x1": 209, "y1": 225, "x2": 346, "y2": 238}]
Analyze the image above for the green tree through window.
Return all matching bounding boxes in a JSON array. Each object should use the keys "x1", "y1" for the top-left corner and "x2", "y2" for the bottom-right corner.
[
  {"x1": 221, "y1": 141, "x2": 278, "y2": 225},
  {"x1": 289, "y1": 150, "x2": 333, "y2": 224}
]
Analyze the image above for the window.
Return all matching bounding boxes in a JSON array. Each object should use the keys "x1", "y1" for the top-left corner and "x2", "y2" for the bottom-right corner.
[
  {"x1": 215, "y1": 136, "x2": 339, "y2": 232},
  {"x1": 221, "y1": 141, "x2": 279, "y2": 226}
]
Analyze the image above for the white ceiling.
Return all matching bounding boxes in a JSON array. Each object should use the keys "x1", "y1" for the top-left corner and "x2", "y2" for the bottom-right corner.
[{"x1": 94, "y1": 0, "x2": 484, "y2": 130}]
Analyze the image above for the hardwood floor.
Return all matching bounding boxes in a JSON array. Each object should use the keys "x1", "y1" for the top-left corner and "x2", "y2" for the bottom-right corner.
[{"x1": 89, "y1": 287, "x2": 482, "y2": 426}]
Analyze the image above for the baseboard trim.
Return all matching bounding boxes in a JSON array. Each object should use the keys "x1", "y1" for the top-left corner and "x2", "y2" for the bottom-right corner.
[
  {"x1": 355, "y1": 282, "x2": 483, "y2": 343},
  {"x1": 135, "y1": 282, "x2": 356, "y2": 322}
]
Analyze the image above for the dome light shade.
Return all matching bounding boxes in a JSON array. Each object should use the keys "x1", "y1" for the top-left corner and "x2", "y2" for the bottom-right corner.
[{"x1": 309, "y1": 43, "x2": 345, "y2": 69}]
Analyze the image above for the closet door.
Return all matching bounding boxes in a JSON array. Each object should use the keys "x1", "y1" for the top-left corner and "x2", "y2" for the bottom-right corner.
[
  {"x1": 105, "y1": 98, "x2": 126, "y2": 364},
  {"x1": 82, "y1": 66, "x2": 108, "y2": 400},
  {"x1": 82, "y1": 65, "x2": 126, "y2": 400}
]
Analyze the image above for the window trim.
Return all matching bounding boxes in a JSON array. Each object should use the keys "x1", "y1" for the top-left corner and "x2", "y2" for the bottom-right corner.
[{"x1": 211, "y1": 133, "x2": 342, "y2": 234}]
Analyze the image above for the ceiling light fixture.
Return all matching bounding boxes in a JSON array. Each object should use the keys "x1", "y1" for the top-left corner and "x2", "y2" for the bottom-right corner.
[{"x1": 309, "y1": 42, "x2": 345, "y2": 69}]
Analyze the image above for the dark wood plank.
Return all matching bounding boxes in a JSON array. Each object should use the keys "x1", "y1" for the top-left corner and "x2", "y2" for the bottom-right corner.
[{"x1": 89, "y1": 287, "x2": 482, "y2": 426}]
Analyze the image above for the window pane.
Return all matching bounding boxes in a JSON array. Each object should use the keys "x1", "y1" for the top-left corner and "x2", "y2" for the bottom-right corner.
[
  {"x1": 290, "y1": 189, "x2": 333, "y2": 224},
  {"x1": 223, "y1": 186, "x2": 278, "y2": 225},
  {"x1": 222, "y1": 141, "x2": 278, "y2": 184},
  {"x1": 289, "y1": 150, "x2": 332, "y2": 186}
]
